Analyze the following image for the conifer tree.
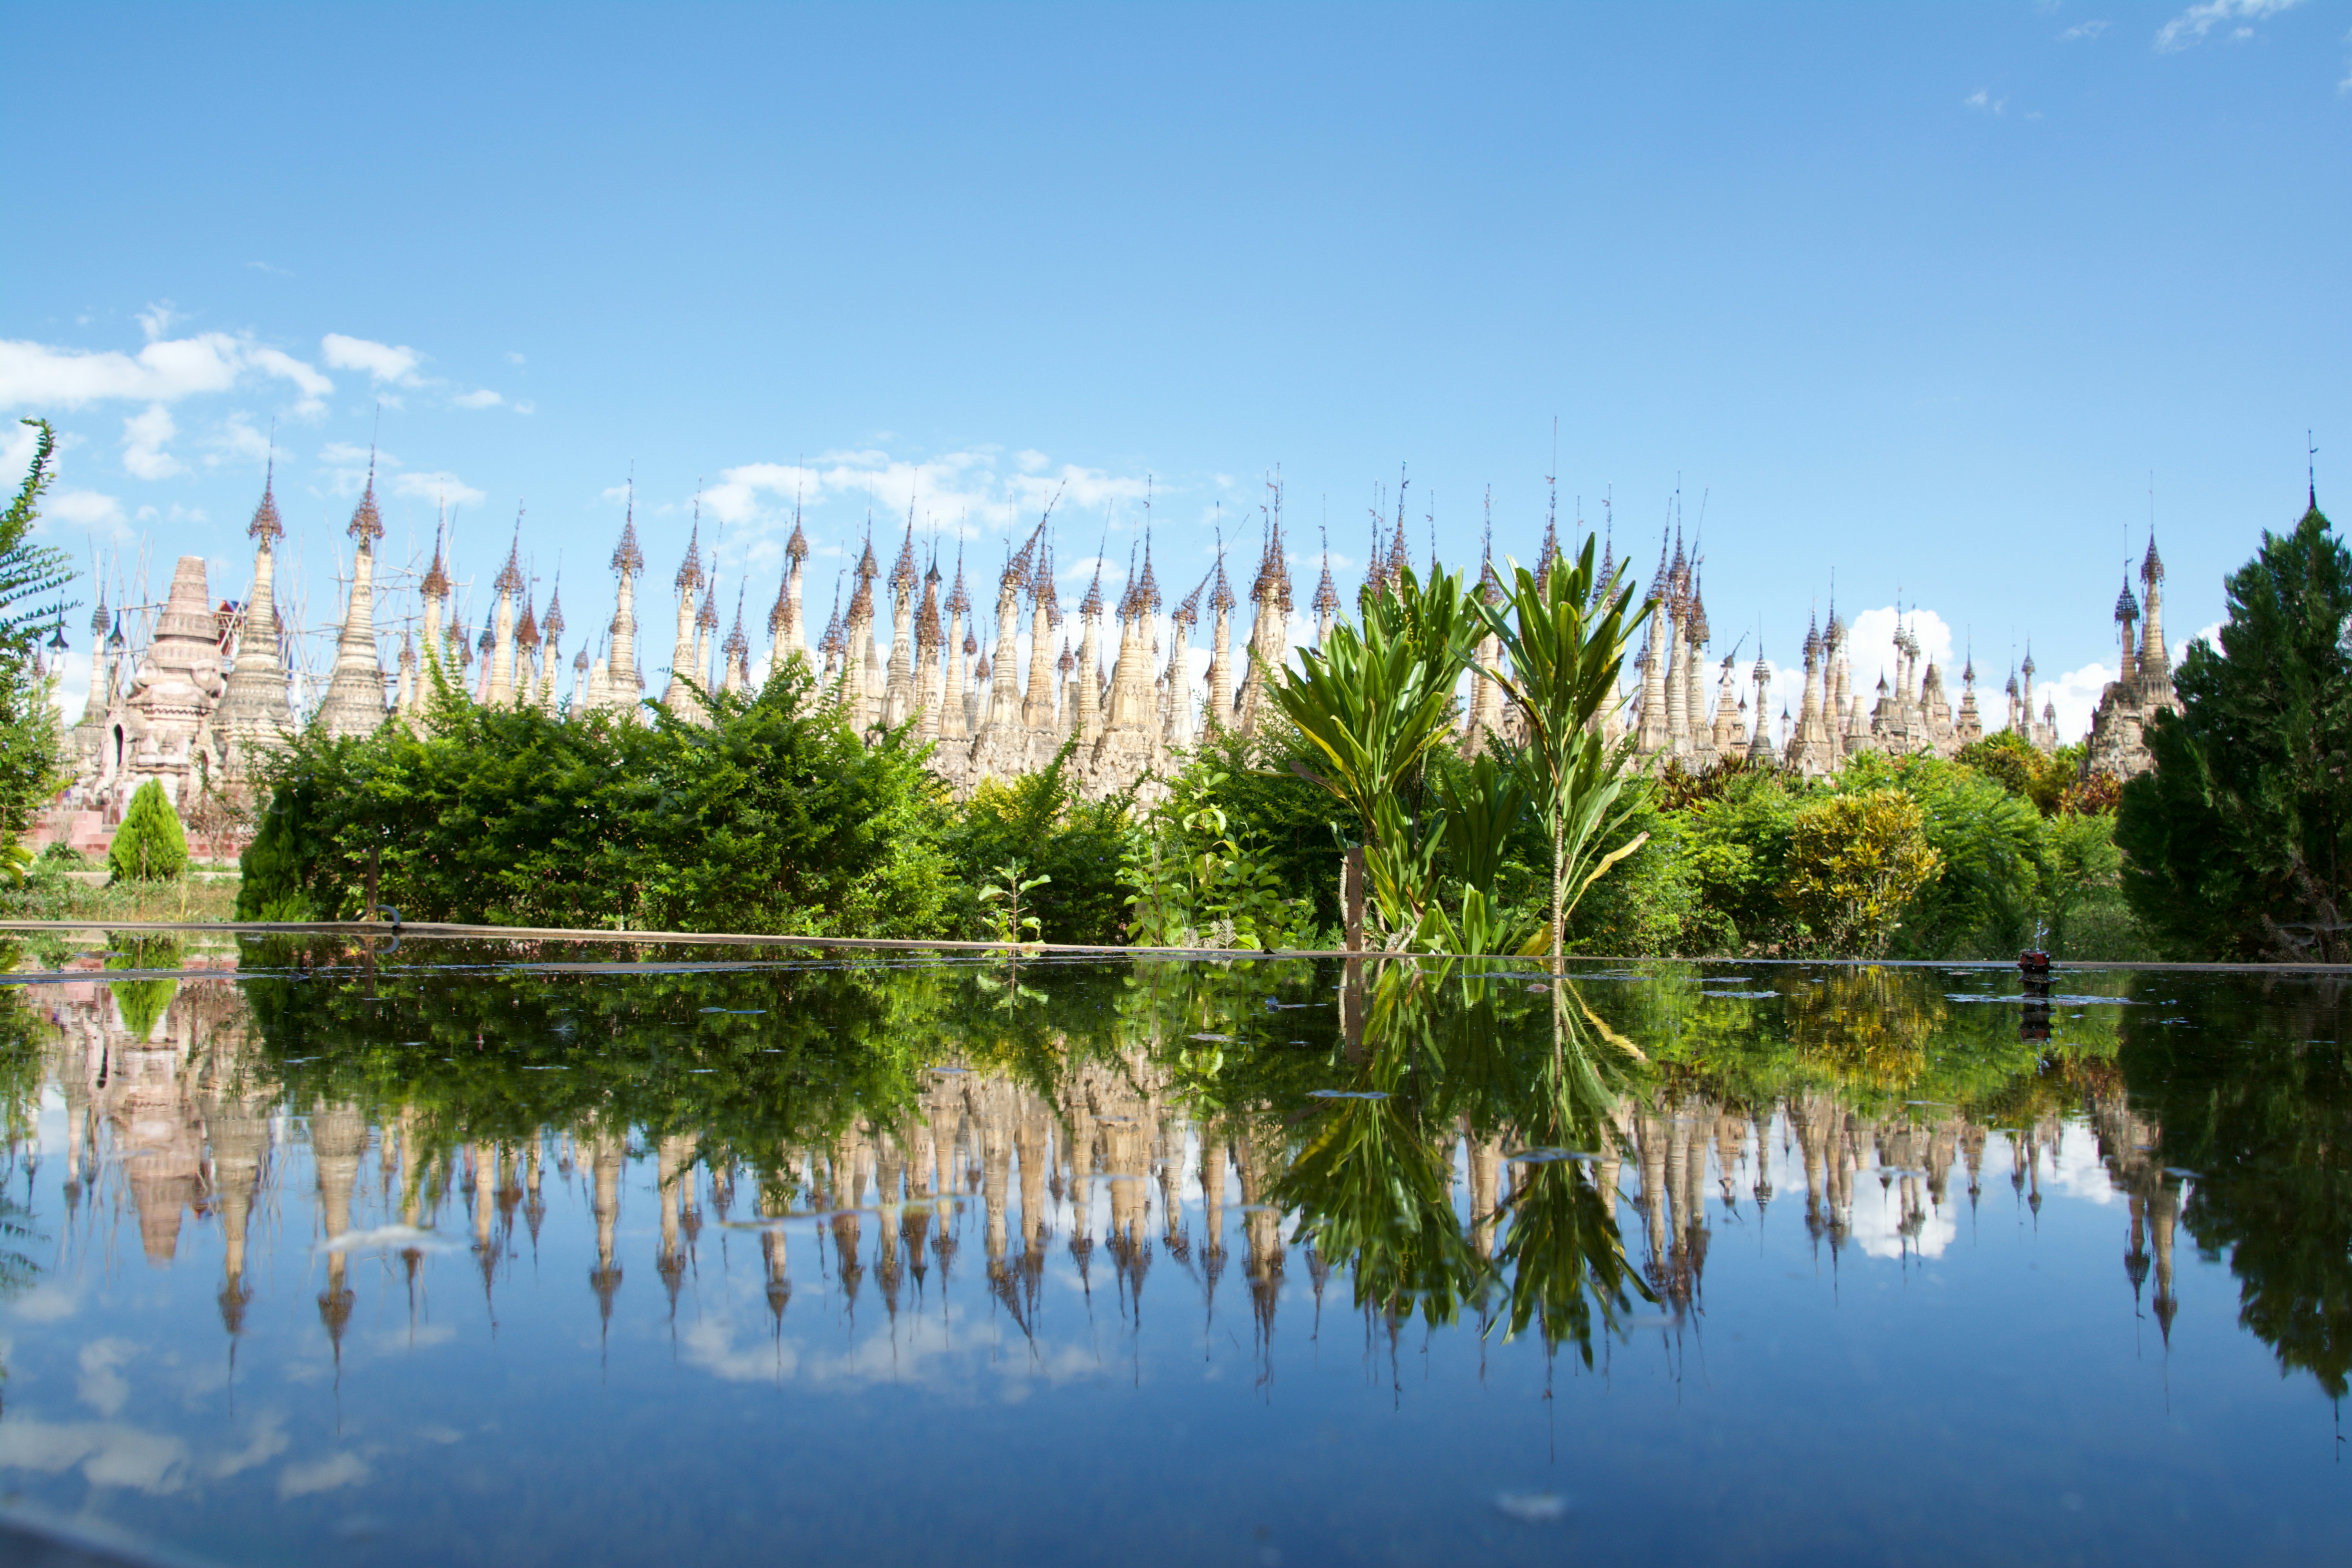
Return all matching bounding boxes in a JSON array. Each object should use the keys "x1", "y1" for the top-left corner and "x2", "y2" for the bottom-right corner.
[
  {"x1": 2117, "y1": 492, "x2": 2352, "y2": 959},
  {"x1": 109, "y1": 779, "x2": 190, "y2": 884}
]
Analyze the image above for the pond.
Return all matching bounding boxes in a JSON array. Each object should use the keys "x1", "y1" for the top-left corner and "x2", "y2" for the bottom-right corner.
[{"x1": 0, "y1": 937, "x2": 2345, "y2": 1566}]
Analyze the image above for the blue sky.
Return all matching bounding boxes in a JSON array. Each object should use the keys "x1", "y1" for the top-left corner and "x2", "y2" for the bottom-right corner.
[{"x1": 4, "y1": 1, "x2": 2346, "y2": 736}]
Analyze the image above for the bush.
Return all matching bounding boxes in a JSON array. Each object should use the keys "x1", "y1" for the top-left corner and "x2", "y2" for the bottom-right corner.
[
  {"x1": 109, "y1": 780, "x2": 189, "y2": 884},
  {"x1": 1783, "y1": 787, "x2": 1940, "y2": 957},
  {"x1": 239, "y1": 663, "x2": 960, "y2": 936}
]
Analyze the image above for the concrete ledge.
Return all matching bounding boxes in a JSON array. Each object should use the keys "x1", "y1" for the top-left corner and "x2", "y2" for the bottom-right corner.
[{"x1": 0, "y1": 918, "x2": 2342, "y2": 973}]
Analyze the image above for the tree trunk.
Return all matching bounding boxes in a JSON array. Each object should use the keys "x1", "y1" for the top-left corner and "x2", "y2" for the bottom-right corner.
[{"x1": 1343, "y1": 846, "x2": 1367, "y2": 954}]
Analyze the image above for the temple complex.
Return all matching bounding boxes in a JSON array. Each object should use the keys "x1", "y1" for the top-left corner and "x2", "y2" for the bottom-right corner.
[{"x1": 45, "y1": 470, "x2": 2184, "y2": 844}]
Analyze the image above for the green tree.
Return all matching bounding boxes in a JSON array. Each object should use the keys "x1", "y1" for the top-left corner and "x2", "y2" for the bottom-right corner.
[
  {"x1": 1265, "y1": 562, "x2": 1475, "y2": 942},
  {"x1": 1782, "y1": 787, "x2": 1941, "y2": 956},
  {"x1": 0, "y1": 420, "x2": 76, "y2": 849},
  {"x1": 1471, "y1": 536, "x2": 1651, "y2": 964},
  {"x1": 2116, "y1": 495, "x2": 2352, "y2": 959},
  {"x1": 109, "y1": 779, "x2": 190, "y2": 883}
]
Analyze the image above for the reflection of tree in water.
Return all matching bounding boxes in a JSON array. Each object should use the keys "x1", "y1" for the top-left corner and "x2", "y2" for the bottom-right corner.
[
  {"x1": 13, "y1": 944, "x2": 2352, "y2": 1405},
  {"x1": 1782, "y1": 967, "x2": 1947, "y2": 1093},
  {"x1": 2116, "y1": 975, "x2": 2352, "y2": 1399}
]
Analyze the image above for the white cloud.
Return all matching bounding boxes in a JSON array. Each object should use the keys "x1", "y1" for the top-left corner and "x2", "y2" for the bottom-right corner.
[
  {"x1": 451, "y1": 388, "x2": 503, "y2": 410},
  {"x1": 136, "y1": 303, "x2": 181, "y2": 340},
  {"x1": 2037, "y1": 660, "x2": 2114, "y2": 742},
  {"x1": 319, "y1": 332, "x2": 423, "y2": 386},
  {"x1": 393, "y1": 470, "x2": 486, "y2": 509},
  {"x1": 0, "y1": 331, "x2": 330, "y2": 410},
  {"x1": 45, "y1": 488, "x2": 131, "y2": 539},
  {"x1": 504, "y1": 350, "x2": 526, "y2": 366},
  {"x1": 247, "y1": 260, "x2": 293, "y2": 277},
  {"x1": 512, "y1": 399, "x2": 535, "y2": 415},
  {"x1": 2155, "y1": 0, "x2": 2301, "y2": 52},
  {"x1": 120, "y1": 403, "x2": 182, "y2": 479},
  {"x1": 1964, "y1": 89, "x2": 2006, "y2": 115},
  {"x1": 207, "y1": 412, "x2": 273, "y2": 465},
  {"x1": 2060, "y1": 19, "x2": 2111, "y2": 39}
]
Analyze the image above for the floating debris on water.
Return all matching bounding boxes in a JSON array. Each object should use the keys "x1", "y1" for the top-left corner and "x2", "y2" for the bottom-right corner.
[
  {"x1": 1506, "y1": 1148, "x2": 1599, "y2": 1164},
  {"x1": 1190, "y1": 1033, "x2": 1236, "y2": 1042},
  {"x1": 1701, "y1": 990, "x2": 1780, "y2": 1000},
  {"x1": 1307, "y1": 1089, "x2": 1388, "y2": 1100}
]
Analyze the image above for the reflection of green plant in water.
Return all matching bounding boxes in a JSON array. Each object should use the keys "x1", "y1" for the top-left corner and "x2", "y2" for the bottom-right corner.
[{"x1": 106, "y1": 932, "x2": 183, "y2": 1040}]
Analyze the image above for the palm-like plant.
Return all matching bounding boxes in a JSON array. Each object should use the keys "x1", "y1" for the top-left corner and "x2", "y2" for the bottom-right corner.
[
  {"x1": 1261, "y1": 563, "x2": 1474, "y2": 941},
  {"x1": 1472, "y1": 537, "x2": 1651, "y2": 965}
]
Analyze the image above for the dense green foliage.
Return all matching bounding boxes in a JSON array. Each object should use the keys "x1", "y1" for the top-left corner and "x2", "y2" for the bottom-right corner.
[
  {"x1": 108, "y1": 779, "x2": 190, "y2": 883},
  {"x1": 241, "y1": 665, "x2": 959, "y2": 933},
  {"x1": 0, "y1": 420, "x2": 74, "y2": 849},
  {"x1": 2117, "y1": 497, "x2": 2352, "y2": 960},
  {"x1": 237, "y1": 534, "x2": 2157, "y2": 958}
]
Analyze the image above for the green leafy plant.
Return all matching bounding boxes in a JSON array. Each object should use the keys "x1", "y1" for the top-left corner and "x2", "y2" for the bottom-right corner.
[
  {"x1": 977, "y1": 859, "x2": 1050, "y2": 946},
  {"x1": 109, "y1": 779, "x2": 190, "y2": 884},
  {"x1": 1470, "y1": 534, "x2": 1651, "y2": 964}
]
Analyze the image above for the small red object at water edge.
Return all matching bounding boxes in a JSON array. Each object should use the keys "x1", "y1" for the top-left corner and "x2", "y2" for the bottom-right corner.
[{"x1": 2018, "y1": 950, "x2": 2052, "y2": 976}]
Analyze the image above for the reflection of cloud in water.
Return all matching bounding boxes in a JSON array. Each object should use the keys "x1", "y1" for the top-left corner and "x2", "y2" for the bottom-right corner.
[
  {"x1": 677, "y1": 1284, "x2": 1114, "y2": 1394},
  {"x1": 78, "y1": 1337, "x2": 138, "y2": 1416},
  {"x1": 278, "y1": 1450, "x2": 370, "y2": 1499},
  {"x1": 12, "y1": 1280, "x2": 83, "y2": 1323},
  {"x1": 2038, "y1": 1129, "x2": 2123, "y2": 1208},
  {"x1": 1848, "y1": 1176, "x2": 1958, "y2": 1261},
  {"x1": 0, "y1": 1407, "x2": 294, "y2": 1497}
]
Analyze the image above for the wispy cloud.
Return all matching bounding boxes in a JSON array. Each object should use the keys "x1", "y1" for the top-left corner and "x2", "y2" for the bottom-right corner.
[
  {"x1": 319, "y1": 332, "x2": 423, "y2": 386},
  {"x1": 246, "y1": 260, "x2": 293, "y2": 277},
  {"x1": 1964, "y1": 88, "x2": 2006, "y2": 114},
  {"x1": 120, "y1": 403, "x2": 182, "y2": 479},
  {"x1": 2059, "y1": 19, "x2": 2110, "y2": 40},
  {"x1": 2155, "y1": 0, "x2": 2301, "y2": 53},
  {"x1": 393, "y1": 470, "x2": 486, "y2": 509},
  {"x1": 0, "y1": 331, "x2": 330, "y2": 412},
  {"x1": 451, "y1": 388, "x2": 503, "y2": 410}
]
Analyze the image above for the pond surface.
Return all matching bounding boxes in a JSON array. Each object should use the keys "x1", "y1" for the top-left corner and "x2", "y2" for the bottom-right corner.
[{"x1": 0, "y1": 938, "x2": 2346, "y2": 1566}]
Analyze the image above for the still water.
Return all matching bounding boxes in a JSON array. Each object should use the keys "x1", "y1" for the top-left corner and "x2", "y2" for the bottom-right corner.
[{"x1": 0, "y1": 936, "x2": 2345, "y2": 1565}]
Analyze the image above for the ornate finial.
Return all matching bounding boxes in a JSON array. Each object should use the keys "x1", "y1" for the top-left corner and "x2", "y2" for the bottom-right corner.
[
  {"x1": 891, "y1": 530, "x2": 918, "y2": 596},
  {"x1": 612, "y1": 480, "x2": 645, "y2": 577},
  {"x1": 820, "y1": 578, "x2": 844, "y2": 656},
  {"x1": 2021, "y1": 642, "x2": 2037, "y2": 679},
  {"x1": 1056, "y1": 637, "x2": 1074, "y2": 675},
  {"x1": 1136, "y1": 532, "x2": 1161, "y2": 616},
  {"x1": 2141, "y1": 530, "x2": 2165, "y2": 588},
  {"x1": 347, "y1": 464, "x2": 385, "y2": 548},
  {"x1": 1082, "y1": 534, "x2": 1106, "y2": 617},
  {"x1": 786, "y1": 476, "x2": 809, "y2": 563},
  {"x1": 2114, "y1": 576, "x2": 2141, "y2": 625},
  {"x1": 515, "y1": 593, "x2": 541, "y2": 651},
  {"x1": 697, "y1": 579, "x2": 719, "y2": 632},
  {"x1": 675, "y1": 504, "x2": 704, "y2": 595},
  {"x1": 723, "y1": 588, "x2": 749, "y2": 661},
  {"x1": 543, "y1": 577, "x2": 565, "y2": 644},
  {"x1": 422, "y1": 504, "x2": 452, "y2": 598},
  {"x1": 946, "y1": 545, "x2": 970, "y2": 617},
  {"x1": 1211, "y1": 528, "x2": 1234, "y2": 613},
  {"x1": 247, "y1": 462, "x2": 284, "y2": 543},
  {"x1": 1315, "y1": 526, "x2": 1343, "y2": 617},
  {"x1": 574, "y1": 646, "x2": 590, "y2": 674},
  {"x1": 495, "y1": 521, "x2": 525, "y2": 597}
]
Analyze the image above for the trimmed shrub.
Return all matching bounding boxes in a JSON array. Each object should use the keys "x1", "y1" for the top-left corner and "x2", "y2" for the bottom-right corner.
[{"x1": 109, "y1": 780, "x2": 189, "y2": 884}]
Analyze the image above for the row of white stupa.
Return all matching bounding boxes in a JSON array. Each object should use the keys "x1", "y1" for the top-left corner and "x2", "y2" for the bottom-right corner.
[{"x1": 67, "y1": 468, "x2": 2102, "y2": 812}]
